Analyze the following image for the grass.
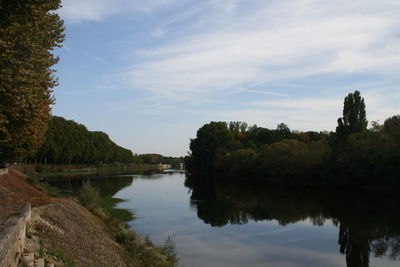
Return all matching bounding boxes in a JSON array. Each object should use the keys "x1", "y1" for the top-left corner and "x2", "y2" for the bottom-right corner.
[
  {"x1": 78, "y1": 182, "x2": 177, "y2": 266},
  {"x1": 110, "y1": 223, "x2": 178, "y2": 267},
  {"x1": 39, "y1": 239, "x2": 45, "y2": 257},
  {"x1": 22, "y1": 165, "x2": 177, "y2": 266},
  {"x1": 47, "y1": 249, "x2": 76, "y2": 267},
  {"x1": 37, "y1": 182, "x2": 67, "y2": 197},
  {"x1": 100, "y1": 197, "x2": 135, "y2": 222},
  {"x1": 25, "y1": 171, "x2": 68, "y2": 197},
  {"x1": 79, "y1": 180, "x2": 100, "y2": 207}
]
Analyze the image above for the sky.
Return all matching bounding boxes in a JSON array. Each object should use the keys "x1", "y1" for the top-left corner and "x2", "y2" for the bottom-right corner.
[{"x1": 54, "y1": 0, "x2": 400, "y2": 157}]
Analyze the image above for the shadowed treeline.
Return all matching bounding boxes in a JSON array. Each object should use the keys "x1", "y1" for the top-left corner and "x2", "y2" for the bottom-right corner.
[
  {"x1": 27, "y1": 116, "x2": 184, "y2": 167},
  {"x1": 29, "y1": 116, "x2": 135, "y2": 164},
  {"x1": 185, "y1": 91, "x2": 400, "y2": 187}
]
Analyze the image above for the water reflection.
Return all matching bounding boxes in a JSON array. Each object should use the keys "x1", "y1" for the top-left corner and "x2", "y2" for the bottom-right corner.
[
  {"x1": 46, "y1": 174, "x2": 135, "y2": 197},
  {"x1": 185, "y1": 174, "x2": 400, "y2": 267}
]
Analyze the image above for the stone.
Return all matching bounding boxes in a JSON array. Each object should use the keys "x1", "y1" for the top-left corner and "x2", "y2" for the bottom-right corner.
[
  {"x1": 34, "y1": 257, "x2": 45, "y2": 267},
  {"x1": 22, "y1": 252, "x2": 34, "y2": 267}
]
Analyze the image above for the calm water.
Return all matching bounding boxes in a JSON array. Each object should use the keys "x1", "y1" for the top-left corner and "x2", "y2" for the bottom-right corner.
[{"x1": 49, "y1": 172, "x2": 400, "y2": 267}]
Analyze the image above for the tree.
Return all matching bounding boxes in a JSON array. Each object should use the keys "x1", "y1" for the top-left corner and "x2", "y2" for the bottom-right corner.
[
  {"x1": 188, "y1": 122, "x2": 235, "y2": 174},
  {"x1": 384, "y1": 115, "x2": 400, "y2": 143},
  {"x1": 274, "y1": 123, "x2": 291, "y2": 141},
  {"x1": 32, "y1": 116, "x2": 135, "y2": 164},
  {"x1": 0, "y1": 0, "x2": 65, "y2": 162},
  {"x1": 336, "y1": 91, "x2": 368, "y2": 141}
]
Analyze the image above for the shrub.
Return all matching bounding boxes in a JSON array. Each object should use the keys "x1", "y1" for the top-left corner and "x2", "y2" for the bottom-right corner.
[
  {"x1": 79, "y1": 181, "x2": 100, "y2": 209},
  {"x1": 35, "y1": 164, "x2": 44, "y2": 173}
]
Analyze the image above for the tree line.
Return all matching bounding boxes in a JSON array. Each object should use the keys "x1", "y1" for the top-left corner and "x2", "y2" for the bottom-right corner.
[
  {"x1": 186, "y1": 91, "x2": 400, "y2": 186},
  {"x1": 29, "y1": 116, "x2": 135, "y2": 164},
  {"x1": 134, "y1": 153, "x2": 184, "y2": 168},
  {"x1": 27, "y1": 116, "x2": 184, "y2": 166}
]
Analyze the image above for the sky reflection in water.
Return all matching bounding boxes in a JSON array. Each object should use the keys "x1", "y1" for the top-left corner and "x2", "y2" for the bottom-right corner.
[{"x1": 114, "y1": 173, "x2": 399, "y2": 267}]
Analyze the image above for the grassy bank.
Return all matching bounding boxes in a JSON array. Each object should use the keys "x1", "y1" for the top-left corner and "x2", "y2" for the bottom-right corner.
[
  {"x1": 20, "y1": 167, "x2": 178, "y2": 267},
  {"x1": 78, "y1": 180, "x2": 177, "y2": 266}
]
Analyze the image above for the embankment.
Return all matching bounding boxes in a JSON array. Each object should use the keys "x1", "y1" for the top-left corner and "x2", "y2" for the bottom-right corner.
[
  {"x1": 0, "y1": 205, "x2": 31, "y2": 267},
  {"x1": 0, "y1": 167, "x2": 8, "y2": 175},
  {"x1": 0, "y1": 167, "x2": 176, "y2": 267}
]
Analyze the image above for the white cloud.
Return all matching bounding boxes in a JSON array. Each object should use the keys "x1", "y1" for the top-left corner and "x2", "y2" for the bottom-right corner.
[
  {"x1": 59, "y1": 0, "x2": 177, "y2": 23},
  {"x1": 151, "y1": 27, "x2": 167, "y2": 37},
  {"x1": 127, "y1": 0, "x2": 400, "y2": 100},
  {"x1": 210, "y1": 85, "x2": 399, "y2": 132},
  {"x1": 59, "y1": 0, "x2": 400, "y2": 151}
]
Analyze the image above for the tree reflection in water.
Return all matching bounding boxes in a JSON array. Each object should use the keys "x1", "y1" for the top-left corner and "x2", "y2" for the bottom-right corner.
[{"x1": 185, "y1": 173, "x2": 400, "y2": 267}]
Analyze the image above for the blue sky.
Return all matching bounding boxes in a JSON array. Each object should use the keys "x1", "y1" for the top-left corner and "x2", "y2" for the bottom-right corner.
[{"x1": 54, "y1": 0, "x2": 400, "y2": 156}]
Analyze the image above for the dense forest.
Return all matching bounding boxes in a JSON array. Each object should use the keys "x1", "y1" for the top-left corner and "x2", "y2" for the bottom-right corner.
[
  {"x1": 186, "y1": 91, "x2": 400, "y2": 186},
  {"x1": 30, "y1": 116, "x2": 135, "y2": 164},
  {"x1": 136, "y1": 153, "x2": 184, "y2": 168},
  {"x1": 27, "y1": 116, "x2": 184, "y2": 166}
]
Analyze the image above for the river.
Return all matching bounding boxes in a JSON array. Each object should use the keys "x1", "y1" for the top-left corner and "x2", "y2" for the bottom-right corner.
[{"x1": 48, "y1": 171, "x2": 400, "y2": 267}]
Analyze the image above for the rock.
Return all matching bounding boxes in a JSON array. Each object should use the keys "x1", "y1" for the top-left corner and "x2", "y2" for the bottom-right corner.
[
  {"x1": 22, "y1": 252, "x2": 34, "y2": 267},
  {"x1": 34, "y1": 257, "x2": 45, "y2": 267}
]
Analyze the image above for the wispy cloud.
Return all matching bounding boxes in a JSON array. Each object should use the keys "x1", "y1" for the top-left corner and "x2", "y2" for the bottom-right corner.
[
  {"x1": 59, "y1": 0, "x2": 177, "y2": 23},
  {"x1": 84, "y1": 51, "x2": 106, "y2": 64},
  {"x1": 207, "y1": 85, "x2": 400, "y2": 131},
  {"x1": 151, "y1": 27, "x2": 167, "y2": 37},
  {"x1": 127, "y1": 0, "x2": 400, "y2": 100},
  {"x1": 56, "y1": 0, "x2": 400, "y2": 155}
]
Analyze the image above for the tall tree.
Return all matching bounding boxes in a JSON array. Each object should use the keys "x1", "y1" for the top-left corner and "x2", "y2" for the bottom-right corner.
[
  {"x1": 188, "y1": 122, "x2": 235, "y2": 174},
  {"x1": 33, "y1": 116, "x2": 135, "y2": 164},
  {"x1": 336, "y1": 90, "x2": 368, "y2": 140},
  {"x1": 384, "y1": 115, "x2": 400, "y2": 143},
  {"x1": 0, "y1": 0, "x2": 64, "y2": 161}
]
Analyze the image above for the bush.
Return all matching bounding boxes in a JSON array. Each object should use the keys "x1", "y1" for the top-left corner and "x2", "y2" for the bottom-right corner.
[
  {"x1": 35, "y1": 164, "x2": 44, "y2": 173},
  {"x1": 161, "y1": 236, "x2": 177, "y2": 265},
  {"x1": 79, "y1": 181, "x2": 100, "y2": 209}
]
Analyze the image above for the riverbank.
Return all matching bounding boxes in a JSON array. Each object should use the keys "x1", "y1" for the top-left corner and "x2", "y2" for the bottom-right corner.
[
  {"x1": 0, "y1": 167, "x2": 177, "y2": 266},
  {"x1": 17, "y1": 163, "x2": 157, "y2": 178}
]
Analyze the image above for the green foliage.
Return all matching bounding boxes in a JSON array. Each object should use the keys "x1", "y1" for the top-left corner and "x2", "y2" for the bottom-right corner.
[
  {"x1": 258, "y1": 139, "x2": 319, "y2": 179},
  {"x1": 187, "y1": 120, "x2": 331, "y2": 182},
  {"x1": 32, "y1": 116, "x2": 135, "y2": 164},
  {"x1": 37, "y1": 182, "x2": 67, "y2": 197},
  {"x1": 140, "y1": 153, "x2": 163, "y2": 164},
  {"x1": 335, "y1": 126, "x2": 400, "y2": 184},
  {"x1": 39, "y1": 239, "x2": 45, "y2": 257},
  {"x1": 187, "y1": 90, "x2": 400, "y2": 186},
  {"x1": 47, "y1": 249, "x2": 76, "y2": 267},
  {"x1": 105, "y1": 216, "x2": 177, "y2": 266},
  {"x1": 384, "y1": 115, "x2": 400, "y2": 143},
  {"x1": 188, "y1": 121, "x2": 235, "y2": 174},
  {"x1": 0, "y1": 0, "x2": 64, "y2": 162},
  {"x1": 79, "y1": 181, "x2": 100, "y2": 209},
  {"x1": 216, "y1": 149, "x2": 257, "y2": 179},
  {"x1": 336, "y1": 90, "x2": 368, "y2": 141},
  {"x1": 64, "y1": 259, "x2": 77, "y2": 267},
  {"x1": 160, "y1": 236, "x2": 178, "y2": 266},
  {"x1": 100, "y1": 197, "x2": 135, "y2": 222},
  {"x1": 35, "y1": 164, "x2": 44, "y2": 173}
]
